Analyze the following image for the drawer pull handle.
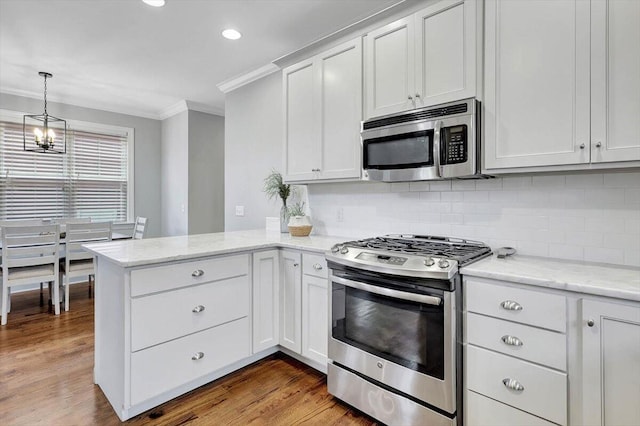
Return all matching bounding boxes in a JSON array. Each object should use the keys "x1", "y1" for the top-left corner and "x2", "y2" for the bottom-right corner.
[
  {"x1": 313, "y1": 263, "x2": 323, "y2": 270},
  {"x1": 501, "y1": 335, "x2": 523, "y2": 347},
  {"x1": 192, "y1": 269, "x2": 204, "y2": 277},
  {"x1": 500, "y1": 300, "x2": 523, "y2": 311},
  {"x1": 191, "y1": 352, "x2": 205, "y2": 361},
  {"x1": 502, "y1": 378, "x2": 524, "y2": 392},
  {"x1": 192, "y1": 305, "x2": 205, "y2": 313}
]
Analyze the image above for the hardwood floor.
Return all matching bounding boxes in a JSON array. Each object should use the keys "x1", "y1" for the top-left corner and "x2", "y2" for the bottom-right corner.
[{"x1": 0, "y1": 283, "x2": 378, "y2": 425}]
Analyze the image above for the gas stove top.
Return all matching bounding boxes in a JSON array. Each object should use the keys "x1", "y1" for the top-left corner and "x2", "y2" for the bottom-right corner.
[{"x1": 326, "y1": 234, "x2": 492, "y2": 280}]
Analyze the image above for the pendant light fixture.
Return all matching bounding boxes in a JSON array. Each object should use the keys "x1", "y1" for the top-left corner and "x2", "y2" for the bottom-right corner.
[{"x1": 23, "y1": 71, "x2": 67, "y2": 154}]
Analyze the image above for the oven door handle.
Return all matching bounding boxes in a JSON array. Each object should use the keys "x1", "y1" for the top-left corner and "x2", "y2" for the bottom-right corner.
[{"x1": 331, "y1": 275, "x2": 442, "y2": 306}]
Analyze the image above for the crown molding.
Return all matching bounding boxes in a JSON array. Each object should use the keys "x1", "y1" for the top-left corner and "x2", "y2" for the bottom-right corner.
[
  {"x1": 185, "y1": 100, "x2": 224, "y2": 117},
  {"x1": 158, "y1": 100, "x2": 225, "y2": 120},
  {"x1": 0, "y1": 88, "x2": 163, "y2": 120},
  {"x1": 216, "y1": 63, "x2": 280, "y2": 94},
  {"x1": 158, "y1": 100, "x2": 188, "y2": 120}
]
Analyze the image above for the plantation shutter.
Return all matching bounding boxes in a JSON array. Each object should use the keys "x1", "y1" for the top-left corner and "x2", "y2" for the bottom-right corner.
[{"x1": 0, "y1": 120, "x2": 129, "y2": 221}]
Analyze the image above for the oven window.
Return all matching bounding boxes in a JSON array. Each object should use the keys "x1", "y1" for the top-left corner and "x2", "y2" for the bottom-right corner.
[
  {"x1": 332, "y1": 284, "x2": 444, "y2": 379},
  {"x1": 363, "y1": 130, "x2": 433, "y2": 170}
]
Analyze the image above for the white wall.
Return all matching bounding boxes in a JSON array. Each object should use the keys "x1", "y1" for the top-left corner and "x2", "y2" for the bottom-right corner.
[
  {"x1": 224, "y1": 72, "x2": 284, "y2": 230},
  {"x1": 188, "y1": 110, "x2": 225, "y2": 234},
  {"x1": 161, "y1": 110, "x2": 189, "y2": 236},
  {"x1": 307, "y1": 172, "x2": 640, "y2": 267},
  {"x1": 0, "y1": 93, "x2": 162, "y2": 237}
]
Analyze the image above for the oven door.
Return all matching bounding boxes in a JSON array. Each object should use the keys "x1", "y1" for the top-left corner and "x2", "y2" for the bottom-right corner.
[{"x1": 329, "y1": 270, "x2": 457, "y2": 414}]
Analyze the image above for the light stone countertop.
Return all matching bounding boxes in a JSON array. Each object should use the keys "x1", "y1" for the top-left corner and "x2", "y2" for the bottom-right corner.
[
  {"x1": 83, "y1": 229, "x2": 346, "y2": 268},
  {"x1": 85, "y1": 229, "x2": 640, "y2": 301},
  {"x1": 461, "y1": 254, "x2": 640, "y2": 302}
]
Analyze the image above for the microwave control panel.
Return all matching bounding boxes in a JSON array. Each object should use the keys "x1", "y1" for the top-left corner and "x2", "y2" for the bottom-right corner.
[{"x1": 441, "y1": 125, "x2": 468, "y2": 164}]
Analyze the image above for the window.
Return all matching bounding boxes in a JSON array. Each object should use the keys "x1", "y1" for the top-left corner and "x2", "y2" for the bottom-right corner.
[{"x1": 0, "y1": 115, "x2": 133, "y2": 222}]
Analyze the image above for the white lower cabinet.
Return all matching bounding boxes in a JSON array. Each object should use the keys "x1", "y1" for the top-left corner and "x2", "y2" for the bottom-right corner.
[
  {"x1": 464, "y1": 277, "x2": 567, "y2": 425},
  {"x1": 580, "y1": 299, "x2": 640, "y2": 426},
  {"x1": 252, "y1": 250, "x2": 280, "y2": 353},
  {"x1": 278, "y1": 250, "x2": 329, "y2": 371}
]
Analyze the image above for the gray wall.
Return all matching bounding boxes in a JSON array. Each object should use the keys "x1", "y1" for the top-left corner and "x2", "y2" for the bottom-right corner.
[
  {"x1": 161, "y1": 110, "x2": 189, "y2": 236},
  {"x1": 224, "y1": 72, "x2": 283, "y2": 231},
  {"x1": 0, "y1": 93, "x2": 162, "y2": 237},
  {"x1": 188, "y1": 110, "x2": 225, "y2": 234}
]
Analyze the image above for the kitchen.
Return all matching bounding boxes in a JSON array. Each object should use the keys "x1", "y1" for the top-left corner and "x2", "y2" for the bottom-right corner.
[{"x1": 1, "y1": 0, "x2": 639, "y2": 425}]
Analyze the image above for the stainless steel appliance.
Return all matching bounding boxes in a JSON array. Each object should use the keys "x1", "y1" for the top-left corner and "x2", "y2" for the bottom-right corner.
[
  {"x1": 326, "y1": 235, "x2": 491, "y2": 426},
  {"x1": 362, "y1": 98, "x2": 481, "y2": 182}
]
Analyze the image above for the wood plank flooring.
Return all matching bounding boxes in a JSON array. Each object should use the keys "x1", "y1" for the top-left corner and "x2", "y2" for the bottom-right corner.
[{"x1": 0, "y1": 283, "x2": 378, "y2": 425}]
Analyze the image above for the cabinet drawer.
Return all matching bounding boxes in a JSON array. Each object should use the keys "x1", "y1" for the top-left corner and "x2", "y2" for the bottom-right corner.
[
  {"x1": 130, "y1": 317, "x2": 250, "y2": 405},
  {"x1": 302, "y1": 252, "x2": 328, "y2": 278},
  {"x1": 131, "y1": 275, "x2": 249, "y2": 351},
  {"x1": 466, "y1": 390, "x2": 557, "y2": 426},
  {"x1": 466, "y1": 312, "x2": 566, "y2": 371},
  {"x1": 465, "y1": 278, "x2": 566, "y2": 332},
  {"x1": 130, "y1": 254, "x2": 249, "y2": 297},
  {"x1": 466, "y1": 345, "x2": 567, "y2": 425}
]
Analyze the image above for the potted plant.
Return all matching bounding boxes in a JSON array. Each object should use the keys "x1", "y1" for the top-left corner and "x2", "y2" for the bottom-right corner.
[
  {"x1": 287, "y1": 202, "x2": 312, "y2": 237},
  {"x1": 263, "y1": 169, "x2": 291, "y2": 233}
]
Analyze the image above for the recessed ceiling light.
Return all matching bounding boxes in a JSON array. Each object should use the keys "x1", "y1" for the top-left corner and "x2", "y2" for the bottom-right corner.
[
  {"x1": 222, "y1": 29, "x2": 242, "y2": 40},
  {"x1": 142, "y1": 0, "x2": 165, "y2": 7}
]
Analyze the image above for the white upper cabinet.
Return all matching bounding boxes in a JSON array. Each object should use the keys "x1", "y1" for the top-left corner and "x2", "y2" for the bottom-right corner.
[
  {"x1": 484, "y1": 0, "x2": 640, "y2": 171},
  {"x1": 283, "y1": 38, "x2": 362, "y2": 183},
  {"x1": 364, "y1": 0, "x2": 478, "y2": 119},
  {"x1": 591, "y1": 0, "x2": 640, "y2": 163}
]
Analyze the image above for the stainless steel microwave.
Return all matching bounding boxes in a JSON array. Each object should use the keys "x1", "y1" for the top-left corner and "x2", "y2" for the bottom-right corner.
[{"x1": 361, "y1": 98, "x2": 481, "y2": 182}]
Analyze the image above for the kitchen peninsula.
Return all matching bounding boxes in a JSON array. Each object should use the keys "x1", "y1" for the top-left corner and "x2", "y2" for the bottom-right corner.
[{"x1": 83, "y1": 229, "x2": 343, "y2": 421}]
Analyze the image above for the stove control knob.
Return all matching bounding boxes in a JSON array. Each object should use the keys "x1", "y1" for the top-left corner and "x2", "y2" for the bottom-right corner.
[
  {"x1": 424, "y1": 257, "x2": 435, "y2": 267},
  {"x1": 438, "y1": 259, "x2": 450, "y2": 269},
  {"x1": 331, "y1": 244, "x2": 340, "y2": 253},
  {"x1": 340, "y1": 246, "x2": 349, "y2": 254}
]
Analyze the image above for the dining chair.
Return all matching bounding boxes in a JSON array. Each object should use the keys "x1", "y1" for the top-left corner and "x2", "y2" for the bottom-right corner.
[
  {"x1": 0, "y1": 224, "x2": 61, "y2": 325},
  {"x1": 60, "y1": 221, "x2": 111, "y2": 311},
  {"x1": 133, "y1": 217, "x2": 148, "y2": 239},
  {"x1": 111, "y1": 222, "x2": 135, "y2": 239}
]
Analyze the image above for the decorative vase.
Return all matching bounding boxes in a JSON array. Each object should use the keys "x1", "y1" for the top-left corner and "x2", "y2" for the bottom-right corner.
[
  {"x1": 280, "y1": 204, "x2": 289, "y2": 233},
  {"x1": 288, "y1": 215, "x2": 312, "y2": 237}
]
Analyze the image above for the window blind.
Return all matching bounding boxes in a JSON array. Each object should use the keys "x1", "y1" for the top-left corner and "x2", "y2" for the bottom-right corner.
[{"x1": 0, "y1": 120, "x2": 130, "y2": 221}]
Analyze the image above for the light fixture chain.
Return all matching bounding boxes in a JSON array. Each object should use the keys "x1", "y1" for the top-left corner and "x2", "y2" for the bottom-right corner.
[{"x1": 43, "y1": 74, "x2": 48, "y2": 115}]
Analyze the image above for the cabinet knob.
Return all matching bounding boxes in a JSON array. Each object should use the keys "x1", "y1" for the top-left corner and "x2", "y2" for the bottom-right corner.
[
  {"x1": 191, "y1": 351, "x2": 205, "y2": 361},
  {"x1": 502, "y1": 378, "x2": 524, "y2": 392},
  {"x1": 415, "y1": 93, "x2": 421, "y2": 98},
  {"x1": 192, "y1": 269, "x2": 204, "y2": 277},
  {"x1": 501, "y1": 335, "x2": 524, "y2": 347},
  {"x1": 407, "y1": 95, "x2": 413, "y2": 100},
  {"x1": 587, "y1": 319, "x2": 595, "y2": 327},
  {"x1": 500, "y1": 300, "x2": 523, "y2": 311},
  {"x1": 293, "y1": 263, "x2": 299, "y2": 267},
  {"x1": 595, "y1": 142, "x2": 602, "y2": 148},
  {"x1": 313, "y1": 263, "x2": 323, "y2": 270},
  {"x1": 192, "y1": 305, "x2": 205, "y2": 313},
  {"x1": 579, "y1": 143, "x2": 585, "y2": 150}
]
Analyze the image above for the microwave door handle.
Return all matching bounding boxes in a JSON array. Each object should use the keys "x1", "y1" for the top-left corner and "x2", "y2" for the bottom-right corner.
[
  {"x1": 331, "y1": 275, "x2": 442, "y2": 306},
  {"x1": 434, "y1": 120, "x2": 442, "y2": 177}
]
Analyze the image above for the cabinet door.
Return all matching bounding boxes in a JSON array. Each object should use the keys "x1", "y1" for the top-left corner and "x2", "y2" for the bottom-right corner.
[
  {"x1": 484, "y1": 0, "x2": 591, "y2": 169},
  {"x1": 317, "y1": 38, "x2": 362, "y2": 180},
  {"x1": 279, "y1": 250, "x2": 301, "y2": 353},
  {"x1": 364, "y1": 16, "x2": 416, "y2": 118},
  {"x1": 414, "y1": 0, "x2": 476, "y2": 107},
  {"x1": 252, "y1": 250, "x2": 279, "y2": 353},
  {"x1": 581, "y1": 299, "x2": 640, "y2": 426},
  {"x1": 301, "y1": 274, "x2": 328, "y2": 367},
  {"x1": 591, "y1": 0, "x2": 640, "y2": 163},
  {"x1": 283, "y1": 59, "x2": 319, "y2": 181}
]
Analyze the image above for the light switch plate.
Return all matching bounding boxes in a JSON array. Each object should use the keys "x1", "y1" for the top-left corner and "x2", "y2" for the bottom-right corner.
[{"x1": 235, "y1": 205, "x2": 245, "y2": 216}]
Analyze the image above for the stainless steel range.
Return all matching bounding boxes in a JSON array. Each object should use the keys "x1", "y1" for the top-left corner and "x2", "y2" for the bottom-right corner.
[{"x1": 325, "y1": 235, "x2": 491, "y2": 426}]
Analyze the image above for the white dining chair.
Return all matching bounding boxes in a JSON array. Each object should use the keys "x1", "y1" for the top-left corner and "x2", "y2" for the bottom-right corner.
[
  {"x1": 60, "y1": 221, "x2": 111, "y2": 311},
  {"x1": 111, "y1": 222, "x2": 135, "y2": 239},
  {"x1": 0, "y1": 224, "x2": 61, "y2": 325},
  {"x1": 133, "y1": 217, "x2": 148, "y2": 239}
]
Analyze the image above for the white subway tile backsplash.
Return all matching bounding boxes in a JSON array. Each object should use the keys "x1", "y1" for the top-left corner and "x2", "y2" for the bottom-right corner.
[{"x1": 307, "y1": 171, "x2": 640, "y2": 267}]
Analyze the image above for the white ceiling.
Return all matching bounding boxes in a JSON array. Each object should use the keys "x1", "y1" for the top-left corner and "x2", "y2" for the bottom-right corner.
[{"x1": 0, "y1": 0, "x2": 404, "y2": 119}]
